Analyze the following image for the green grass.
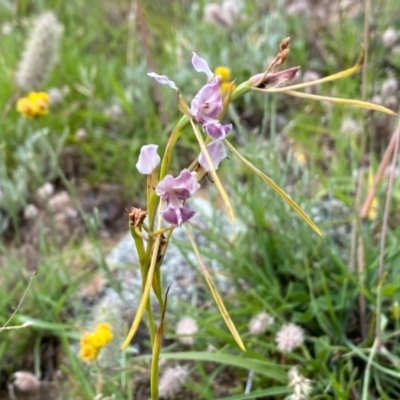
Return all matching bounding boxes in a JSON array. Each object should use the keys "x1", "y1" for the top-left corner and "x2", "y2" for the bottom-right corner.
[{"x1": 1, "y1": 0, "x2": 400, "y2": 398}]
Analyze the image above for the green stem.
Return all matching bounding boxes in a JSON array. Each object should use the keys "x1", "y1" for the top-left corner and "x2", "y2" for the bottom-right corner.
[
  {"x1": 150, "y1": 286, "x2": 171, "y2": 400},
  {"x1": 158, "y1": 115, "x2": 190, "y2": 180},
  {"x1": 146, "y1": 300, "x2": 156, "y2": 346},
  {"x1": 129, "y1": 225, "x2": 146, "y2": 266}
]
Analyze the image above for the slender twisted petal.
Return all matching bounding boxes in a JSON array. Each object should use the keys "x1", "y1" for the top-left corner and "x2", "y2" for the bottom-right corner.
[
  {"x1": 147, "y1": 72, "x2": 178, "y2": 90},
  {"x1": 192, "y1": 53, "x2": 214, "y2": 80}
]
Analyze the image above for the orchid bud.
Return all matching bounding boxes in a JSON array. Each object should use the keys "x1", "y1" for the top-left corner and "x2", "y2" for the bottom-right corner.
[{"x1": 250, "y1": 66, "x2": 300, "y2": 89}]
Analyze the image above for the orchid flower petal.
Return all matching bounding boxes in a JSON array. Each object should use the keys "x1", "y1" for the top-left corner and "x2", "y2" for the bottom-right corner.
[
  {"x1": 198, "y1": 141, "x2": 227, "y2": 171},
  {"x1": 162, "y1": 205, "x2": 196, "y2": 226},
  {"x1": 203, "y1": 122, "x2": 232, "y2": 140},
  {"x1": 136, "y1": 144, "x2": 160, "y2": 174},
  {"x1": 191, "y1": 78, "x2": 223, "y2": 123},
  {"x1": 155, "y1": 169, "x2": 200, "y2": 226},
  {"x1": 147, "y1": 72, "x2": 178, "y2": 90},
  {"x1": 192, "y1": 53, "x2": 214, "y2": 81}
]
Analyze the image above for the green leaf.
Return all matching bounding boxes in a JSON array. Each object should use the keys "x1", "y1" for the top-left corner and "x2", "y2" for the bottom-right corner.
[
  {"x1": 216, "y1": 387, "x2": 289, "y2": 400},
  {"x1": 224, "y1": 140, "x2": 322, "y2": 236},
  {"x1": 158, "y1": 352, "x2": 287, "y2": 382}
]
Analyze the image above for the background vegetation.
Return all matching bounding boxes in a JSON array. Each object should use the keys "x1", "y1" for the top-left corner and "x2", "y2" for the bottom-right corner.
[{"x1": 1, "y1": 0, "x2": 400, "y2": 399}]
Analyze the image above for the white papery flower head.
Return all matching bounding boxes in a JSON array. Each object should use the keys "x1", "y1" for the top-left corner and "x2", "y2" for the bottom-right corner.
[
  {"x1": 159, "y1": 365, "x2": 188, "y2": 398},
  {"x1": 275, "y1": 323, "x2": 304, "y2": 352},
  {"x1": 248, "y1": 312, "x2": 274, "y2": 335},
  {"x1": 287, "y1": 366, "x2": 313, "y2": 400},
  {"x1": 176, "y1": 316, "x2": 198, "y2": 346}
]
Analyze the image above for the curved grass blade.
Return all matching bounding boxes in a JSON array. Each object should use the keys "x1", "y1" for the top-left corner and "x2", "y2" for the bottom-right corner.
[
  {"x1": 184, "y1": 223, "x2": 245, "y2": 351},
  {"x1": 158, "y1": 351, "x2": 286, "y2": 382},
  {"x1": 283, "y1": 90, "x2": 397, "y2": 116},
  {"x1": 121, "y1": 217, "x2": 164, "y2": 350},
  {"x1": 224, "y1": 140, "x2": 321, "y2": 236},
  {"x1": 215, "y1": 387, "x2": 289, "y2": 400},
  {"x1": 150, "y1": 285, "x2": 171, "y2": 400}
]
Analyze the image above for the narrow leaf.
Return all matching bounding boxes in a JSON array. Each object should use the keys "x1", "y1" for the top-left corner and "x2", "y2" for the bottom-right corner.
[
  {"x1": 283, "y1": 90, "x2": 397, "y2": 116},
  {"x1": 150, "y1": 285, "x2": 171, "y2": 399},
  {"x1": 224, "y1": 140, "x2": 322, "y2": 236},
  {"x1": 121, "y1": 218, "x2": 164, "y2": 350},
  {"x1": 215, "y1": 387, "x2": 289, "y2": 400},
  {"x1": 158, "y1": 351, "x2": 286, "y2": 382},
  {"x1": 184, "y1": 223, "x2": 246, "y2": 351}
]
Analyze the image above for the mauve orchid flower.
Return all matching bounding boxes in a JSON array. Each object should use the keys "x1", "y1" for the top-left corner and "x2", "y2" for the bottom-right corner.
[
  {"x1": 198, "y1": 140, "x2": 227, "y2": 172},
  {"x1": 147, "y1": 53, "x2": 232, "y2": 140},
  {"x1": 136, "y1": 144, "x2": 160, "y2": 174},
  {"x1": 156, "y1": 169, "x2": 200, "y2": 226},
  {"x1": 190, "y1": 77, "x2": 222, "y2": 123}
]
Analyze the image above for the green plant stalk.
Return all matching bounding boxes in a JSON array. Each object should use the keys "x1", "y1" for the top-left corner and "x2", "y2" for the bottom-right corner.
[
  {"x1": 128, "y1": 224, "x2": 157, "y2": 344},
  {"x1": 158, "y1": 116, "x2": 190, "y2": 181},
  {"x1": 150, "y1": 286, "x2": 170, "y2": 400},
  {"x1": 121, "y1": 215, "x2": 163, "y2": 349}
]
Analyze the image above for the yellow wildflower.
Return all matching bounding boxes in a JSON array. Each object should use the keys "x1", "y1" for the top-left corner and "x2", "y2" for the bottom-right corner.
[
  {"x1": 220, "y1": 81, "x2": 237, "y2": 95},
  {"x1": 93, "y1": 323, "x2": 113, "y2": 347},
  {"x1": 78, "y1": 323, "x2": 113, "y2": 363},
  {"x1": 79, "y1": 343, "x2": 99, "y2": 362},
  {"x1": 214, "y1": 66, "x2": 231, "y2": 82},
  {"x1": 214, "y1": 66, "x2": 236, "y2": 96},
  {"x1": 16, "y1": 91, "x2": 50, "y2": 118}
]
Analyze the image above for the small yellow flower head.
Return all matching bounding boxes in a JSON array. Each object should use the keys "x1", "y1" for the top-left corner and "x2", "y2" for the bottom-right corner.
[
  {"x1": 214, "y1": 66, "x2": 231, "y2": 82},
  {"x1": 78, "y1": 323, "x2": 113, "y2": 363},
  {"x1": 79, "y1": 342, "x2": 99, "y2": 363},
  {"x1": 16, "y1": 92, "x2": 50, "y2": 118},
  {"x1": 220, "y1": 81, "x2": 237, "y2": 95},
  {"x1": 214, "y1": 66, "x2": 236, "y2": 96},
  {"x1": 93, "y1": 323, "x2": 114, "y2": 346}
]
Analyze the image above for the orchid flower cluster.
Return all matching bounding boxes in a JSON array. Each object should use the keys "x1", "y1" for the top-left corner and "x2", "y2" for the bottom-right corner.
[{"x1": 120, "y1": 38, "x2": 395, "y2": 399}]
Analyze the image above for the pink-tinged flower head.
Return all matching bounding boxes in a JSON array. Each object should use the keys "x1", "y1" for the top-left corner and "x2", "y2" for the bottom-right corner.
[
  {"x1": 136, "y1": 144, "x2": 160, "y2": 174},
  {"x1": 198, "y1": 140, "x2": 227, "y2": 171},
  {"x1": 275, "y1": 323, "x2": 305, "y2": 352},
  {"x1": 148, "y1": 53, "x2": 231, "y2": 141},
  {"x1": 156, "y1": 169, "x2": 200, "y2": 225}
]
